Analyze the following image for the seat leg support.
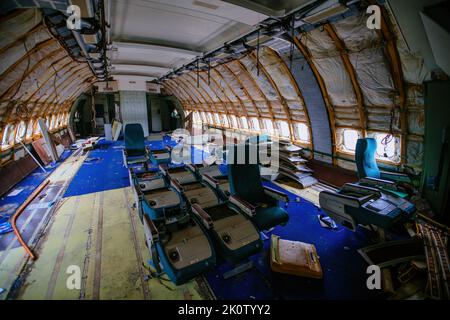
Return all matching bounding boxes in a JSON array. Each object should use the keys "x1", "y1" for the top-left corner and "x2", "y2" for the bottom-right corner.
[{"x1": 223, "y1": 261, "x2": 253, "y2": 280}]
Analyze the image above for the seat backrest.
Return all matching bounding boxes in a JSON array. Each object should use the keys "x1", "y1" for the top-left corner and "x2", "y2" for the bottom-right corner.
[
  {"x1": 355, "y1": 138, "x2": 380, "y2": 179},
  {"x1": 125, "y1": 123, "x2": 145, "y2": 156},
  {"x1": 228, "y1": 143, "x2": 266, "y2": 203}
]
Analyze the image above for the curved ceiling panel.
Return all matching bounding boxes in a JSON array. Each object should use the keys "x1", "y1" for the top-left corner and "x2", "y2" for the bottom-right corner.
[
  {"x1": 0, "y1": 9, "x2": 94, "y2": 131},
  {"x1": 164, "y1": 4, "x2": 427, "y2": 170}
]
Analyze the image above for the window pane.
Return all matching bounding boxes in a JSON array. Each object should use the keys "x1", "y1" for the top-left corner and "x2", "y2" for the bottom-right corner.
[
  {"x1": 1, "y1": 125, "x2": 12, "y2": 148},
  {"x1": 343, "y1": 129, "x2": 359, "y2": 151},
  {"x1": 26, "y1": 120, "x2": 34, "y2": 139},
  {"x1": 213, "y1": 113, "x2": 221, "y2": 125},
  {"x1": 250, "y1": 118, "x2": 260, "y2": 131},
  {"x1": 15, "y1": 121, "x2": 26, "y2": 143},
  {"x1": 296, "y1": 123, "x2": 309, "y2": 142},
  {"x1": 198, "y1": 112, "x2": 205, "y2": 122},
  {"x1": 375, "y1": 133, "x2": 396, "y2": 158},
  {"x1": 278, "y1": 121, "x2": 290, "y2": 137},
  {"x1": 221, "y1": 114, "x2": 229, "y2": 127},
  {"x1": 51, "y1": 115, "x2": 57, "y2": 129},
  {"x1": 240, "y1": 117, "x2": 249, "y2": 129},
  {"x1": 206, "y1": 113, "x2": 213, "y2": 123},
  {"x1": 34, "y1": 120, "x2": 41, "y2": 134},
  {"x1": 263, "y1": 119, "x2": 274, "y2": 135},
  {"x1": 229, "y1": 115, "x2": 238, "y2": 128}
]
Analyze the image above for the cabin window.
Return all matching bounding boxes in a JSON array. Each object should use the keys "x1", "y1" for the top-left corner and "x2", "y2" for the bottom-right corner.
[
  {"x1": 45, "y1": 115, "x2": 51, "y2": 129},
  {"x1": 193, "y1": 111, "x2": 201, "y2": 123},
  {"x1": 1, "y1": 124, "x2": 15, "y2": 149},
  {"x1": 342, "y1": 129, "x2": 360, "y2": 152},
  {"x1": 375, "y1": 134, "x2": 395, "y2": 158},
  {"x1": 49, "y1": 115, "x2": 55, "y2": 129},
  {"x1": 294, "y1": 123, "x2": 309, "y2": 142},
  {"x1": 199, "y1": 112, "x2": 206, "y2": 123},
  {"x1": 15, "y1": 121, "x2": 27, "y2": 143},
  {"x1": 263, "y1": 119, "x2": 274, "y2": 135},
  {"x1": 34, "y1": 119, "x2": 42, "y2": 134},
  {"x1": 191, "y1": 112, "x2": 201, "y2": 129},
  {"x1": 213, "y1": 113, "x2": 221, "y2": 126},
  {"x1": 278, "y1": 121, "x2": 290, "y2": 137},
  {"x1": 250, "y1": 118, "x2": 260, "y2": 131},
  {"x1": 26, "y1": 120, "x2": 34, "y2": 139},
  {"x1": 229, "y1": 115, "x2": 238, "y2": 128},
  {"x1": 370, "y1": 132, "x2": 401, "y2": 163},
  {"x1": 57, "y1": 114, "x2": 63, "y2": 128},
  {"x1": 55, "y1": 114, "x2": 60, "y2": 128},
  {"x1": 240, "y1": 117, "x2": 249, "y2": 129},
  {"x1": 221, "y1": 114, "x2": 229, "y2": 127},
  {"x1": 206, "y1": 112, "x2": 213, "y2": 124}
]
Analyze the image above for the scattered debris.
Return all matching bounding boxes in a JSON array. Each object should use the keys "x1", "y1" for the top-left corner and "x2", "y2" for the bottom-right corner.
[
  {"x1": 417, "y1": 224, "x2": 450, "y2": 300},
  {"x1": 318, "y1": 214, "x2": 338, "y2": 229},
  {"x1": 358, "y1": 238, "x2": 424, "y2": 268},
  {"x1": 273, "y1": 140, "x2": 318, "y2": 188},
  {"x1": 7, "y1": 188, "x2": 24, "y2": 197}
]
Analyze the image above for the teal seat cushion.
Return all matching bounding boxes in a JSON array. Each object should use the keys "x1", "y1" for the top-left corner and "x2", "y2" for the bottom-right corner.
[
  {"x1": 379, "y1": 187, "x2": 408, "y2": 199},
  {"x1": 228, "y1": 163, "x2": 266, "y2": 204},
  {"x1": 228, "y1": 142, "x2": 289, "y2": 231},
  {"x1": 355, "y1": 138, "x2": 380, "y2": 179},
  {"x1": 253, "y1": 205, "x2": 289, "y2": 231},
  {"x1": 125, "y1": 123, "x2": 146, "y2": 157}
]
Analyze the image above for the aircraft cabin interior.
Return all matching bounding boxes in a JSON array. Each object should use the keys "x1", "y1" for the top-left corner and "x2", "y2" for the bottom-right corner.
[{"x1": 0, "y1": 0, "x2": 450, "y2": 304}]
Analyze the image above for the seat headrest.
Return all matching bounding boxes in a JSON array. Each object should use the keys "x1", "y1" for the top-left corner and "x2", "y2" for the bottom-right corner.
[{"x1": 355, "y1": 138, "x2": 380, "y2": 179}]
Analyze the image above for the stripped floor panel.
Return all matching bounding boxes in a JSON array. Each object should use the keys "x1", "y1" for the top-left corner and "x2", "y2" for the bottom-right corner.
[
  {"x1": 14, "y1": 187, "x2": 211, "y2": 300},
  {"x1": 0, "y1": 150, "x2": 87, "y2": 299}
]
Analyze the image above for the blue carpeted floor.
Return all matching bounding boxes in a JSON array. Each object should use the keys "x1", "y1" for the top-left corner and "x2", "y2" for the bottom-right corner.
[
  {"x1": 64, "y1": 140, "x2": 132, "y2": 197},
  {"x1": 205, "y1": 181, "x2": 385, "y2": 300},
  {"x1": 63, "y1": 137, "x2": 213, "y2": 197},
  {"x1": 204, "y1": 166, "x2": 384, "y2": 300},
  {"x1": 0, "y1": 150, "x2": 72, "y2": 234}
]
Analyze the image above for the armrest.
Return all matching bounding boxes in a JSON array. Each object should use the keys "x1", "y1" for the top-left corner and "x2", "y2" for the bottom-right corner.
[
  {"x1": 361, "y1": 177, "x2": 397, "y2": 188},
  {"x1": 133, "y1": 180, "x2": 144, "y2": 199},
  {"x1": 143, "y1": 215, "x2": 159, "y2": 243},
  {"x1": 263, "y1": 186, "x2": 289, "y2": 203},
  {"x1": 186, "y1": 163, "x2": 197, "y2": 173},
  {"x1": 380, "y1": 171, "x2": 412, "y2": 184},
  {"x1": 229, "y1": 195, "x2": 256, "y2": 217},
  {"x1": 202, "y1": 174, "x2": 219, "y2": 188},
  {"x1": 191, "y1": 203, "x2": 214, "y2": 229},
  {"x1": 170, "y1": 178, "x2": 183, "y2": 193},
  {"x1": 344, "y1": 183, "x2": 381, "y2": 197},
  {"x1": 319, "y1": 191, "x2": 360, "y2": 208},
  {"x1": 159, "y1": 164, "x2": 168, "y2": 175}
]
